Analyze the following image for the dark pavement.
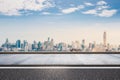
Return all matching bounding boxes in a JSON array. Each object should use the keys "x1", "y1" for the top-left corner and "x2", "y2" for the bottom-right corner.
[{"x1": 0, "y1": 69, "x2": 120, "y2": 80}]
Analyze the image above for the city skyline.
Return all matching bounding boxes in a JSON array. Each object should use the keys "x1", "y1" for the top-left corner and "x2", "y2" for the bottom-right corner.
[
  {"x1": 0, "y1": 31, "x2": 120, "y2": 52},
  {"x1": 0, "y1": 31, "x2": 116, "y2": 46},
  {"x1": 0, "y1": 30, "x2": 119, "y2": 46},
  {"x1": 0, "y1": 0, "x2": 120, "y2": 45}
]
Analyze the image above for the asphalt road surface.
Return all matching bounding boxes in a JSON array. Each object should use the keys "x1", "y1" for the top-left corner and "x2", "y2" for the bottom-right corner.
[{"x1": 0, "y1": 69, "x2": 120, "y2": 80}]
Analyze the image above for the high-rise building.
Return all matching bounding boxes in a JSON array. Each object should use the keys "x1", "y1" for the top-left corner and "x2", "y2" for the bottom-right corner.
[
  {"x1": 103, "y1": 31, "x2": 107, "y2": 47},
  {"x1": 38, "y1": 41, "x2": 42, "y2": 50},
  {"x1": 32, "y1": 40, "x2": 38, "y2": 50},
  {"x1": 5, "y1": 38, "x2": 9, "y2": 43},
  {"x1": 50, "y1": 38, "x2": 54, "y2": 50},
  {"x1": 23, "y1": 40, "x2": 29, "y2": 51},
  {"x1": 82, "y1": 39, "x2": 85, "y2": 45},
  {"x1": 81, "y1": 39, "x2": 85, "y2": 51},
  {"x1": 48, "y1": 37, "x2": 50, "y2": 42},
  {"x1": 16, "y1": 40, "x2": 21, "y2": 48},
  {"x1": 23, "y1": 40, "x2": 27, "y2": 47},
  {"x1": 75, "y1": 41, "x2": 80, "y2": 49},
  {"x1": 3, "y1": 38, "x2": 11, "y2": 50}
]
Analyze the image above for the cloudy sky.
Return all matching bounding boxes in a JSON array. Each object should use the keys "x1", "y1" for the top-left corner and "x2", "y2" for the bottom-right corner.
[{"x1": 0, "y1": 0, "x2": 120, "y2": 45}]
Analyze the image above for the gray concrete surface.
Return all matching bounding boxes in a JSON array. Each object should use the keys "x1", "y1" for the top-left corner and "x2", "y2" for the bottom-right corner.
[{"x1": 0, "y1": 54, "x2": 120, "y2": 65}]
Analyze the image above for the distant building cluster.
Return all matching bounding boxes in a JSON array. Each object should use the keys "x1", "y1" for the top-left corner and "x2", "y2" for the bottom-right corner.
[{"x1": 0, "y1": 32, "x2": 120, "y2": 52}]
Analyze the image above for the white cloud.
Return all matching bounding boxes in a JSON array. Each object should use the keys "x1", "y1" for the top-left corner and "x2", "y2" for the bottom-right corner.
[
  {"x1": 0, "y1": 0, "x2": 53, "y2": 16},
  {"x1": 98, "y1": 9, "x2": 117, "y2": 17},
  {"x1": 83, "y1": 9, "x2": 117, "y2": 17},
  {"x1": 84, "y1": 2, "x2": 94, "y2": 6},
  {"x1": 0, "y1": 0, "x2": 24, "y2": 16},
  {"x1": 96, "y1": 5, "x2": 109, "y2": 10},
  {"x1": 97, "y1": 0, "x2": 107, "y2": 5},
  {"x1": 82, "y1": 0, "x2": 117, "y2": 17},
  {"x1": 61, "y1": 5, "x2": 84, "y2": 14},
  {"x1": 82, "y1": 9, "x2": 97, "y2": 15},
  {"x1": 62, "y1": 7, "x2": 79, "y2": 14},
  {"x1": 0, "y1": 0, "x2": 117, "y2": 17},
  {"x1": 24, "y1": 0, "x2": 54, "y2": 11}
]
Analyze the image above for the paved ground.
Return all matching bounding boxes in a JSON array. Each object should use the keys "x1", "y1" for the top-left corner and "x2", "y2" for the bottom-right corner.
[
  {"x1": 0, "y1": 53, "x2": 120, "y2": 80},
  {"x1": 0, "y1": 69, "x2": 120, "y2": 80},
  {"x1": 0, "y1": 54, "x2": 120, "y2": 65}
]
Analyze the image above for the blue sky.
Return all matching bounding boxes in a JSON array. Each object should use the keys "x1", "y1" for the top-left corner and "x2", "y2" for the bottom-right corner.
[{"x1": 0, "y1": 0, "x2": 120, "y2": 45}]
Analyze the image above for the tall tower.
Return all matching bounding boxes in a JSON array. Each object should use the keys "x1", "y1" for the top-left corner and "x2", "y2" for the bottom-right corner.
[
  {"x1": 5, "y1": 38, "x2": 9, "y2": 43},
  {"x1": 103, "y1": 31, "x2": 106, "y2": 47},
  {"x1": 16, "y1": 40, "x2": 21, "y2": 48}
]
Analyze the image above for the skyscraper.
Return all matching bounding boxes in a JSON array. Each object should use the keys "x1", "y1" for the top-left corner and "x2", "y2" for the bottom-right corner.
[
  {"x1": 103, "y1": 31, "x2": 107, "y2": 47},
  {"x1": 81, "y1": 39, "x2": 85, "y2": 51},
  {"x1": 16, "y1": 40, "x2": 21, "y2": 48},
  {"x1": 33, "y1": 40, "x2": 38, "y2": 50},
  {"x1": 82, "y1": 39, "x2": 85, "y2": 45},
  {"x1": 23, "y1": 40, "x2": 29, "y2": 51},
  {"x1": 4, "y1": 38, "x2": 10, "y2": 49},
  {"x1": 5, "y1": 38, "x2": 9, "y2": 43}
]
